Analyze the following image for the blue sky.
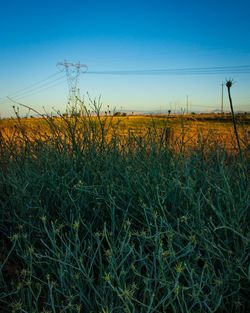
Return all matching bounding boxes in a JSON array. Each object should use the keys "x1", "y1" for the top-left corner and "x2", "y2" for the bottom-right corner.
[{"x1": 0, "y1": 0, "x2": 249, "y2": 117}]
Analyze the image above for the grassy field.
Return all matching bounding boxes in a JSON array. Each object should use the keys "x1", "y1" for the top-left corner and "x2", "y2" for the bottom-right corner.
[
  {"x1": 0, "y1": 107, "x2": 249, "y2": 312},
  {"x1": 1, "y1": 112, "x2": 249, "y2": 151}
]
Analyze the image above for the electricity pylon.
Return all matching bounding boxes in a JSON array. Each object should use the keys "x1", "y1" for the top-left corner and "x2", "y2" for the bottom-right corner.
[{"x1": 57, "y1": 60, "x2": 88, "y2": 110}]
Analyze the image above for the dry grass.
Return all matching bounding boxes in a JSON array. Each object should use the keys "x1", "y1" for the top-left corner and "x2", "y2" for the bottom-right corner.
[{"x1": 0, "y1": 113, "x2": 249, "y2": 153}]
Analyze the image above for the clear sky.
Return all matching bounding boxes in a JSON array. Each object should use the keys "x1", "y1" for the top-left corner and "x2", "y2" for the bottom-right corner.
[{"x1": 0, "y1": 0, "x2": 250, "y2": 117}]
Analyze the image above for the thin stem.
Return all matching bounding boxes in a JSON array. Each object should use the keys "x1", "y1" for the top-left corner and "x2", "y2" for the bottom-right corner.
[{"x1": 226, "y1": 85, "x2": 242, "y2": 158}]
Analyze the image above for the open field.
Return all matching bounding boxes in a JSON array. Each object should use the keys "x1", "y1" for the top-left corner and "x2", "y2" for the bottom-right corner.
[
  {"x1": 1, "y1": 113, "x2": 249, "y2": 152},
  {"x1": 0, "y1": 111, "x2": 249, "y2": 312}
]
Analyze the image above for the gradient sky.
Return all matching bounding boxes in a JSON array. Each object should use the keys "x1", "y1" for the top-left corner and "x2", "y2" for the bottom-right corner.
[{"x1": 0, "y1": 0, "x2": 250, "y2": 117}]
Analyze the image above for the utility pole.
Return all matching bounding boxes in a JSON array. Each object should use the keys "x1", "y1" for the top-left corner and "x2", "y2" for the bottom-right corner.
[
  {"x1": 186, "y1": 95, "x2": 189, "y2": 114},
  {"x1": 221, "y1": 83, "x2": 224, "y2": 114},
  {"x1": 57, "y1": 60, "x2": 88, "y2": 111}
]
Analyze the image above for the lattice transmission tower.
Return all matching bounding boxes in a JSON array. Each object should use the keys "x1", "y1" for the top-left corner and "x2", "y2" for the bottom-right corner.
[{"x1": 57, "y1": 60, "x2": 88, "y2": 110}]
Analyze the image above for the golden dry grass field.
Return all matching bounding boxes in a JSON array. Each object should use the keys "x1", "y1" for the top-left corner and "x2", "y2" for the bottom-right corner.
[{"x1": 0, "y1": 113, "x2": 249, "y2": 153}]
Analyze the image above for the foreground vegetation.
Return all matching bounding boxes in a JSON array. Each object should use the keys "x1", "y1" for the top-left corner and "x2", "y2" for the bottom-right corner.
[{"x1": 0, "y1": 104, "x2": 249, "y2": 312}]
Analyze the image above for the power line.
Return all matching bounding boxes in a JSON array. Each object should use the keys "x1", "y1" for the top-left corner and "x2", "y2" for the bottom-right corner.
[
  {"x1": 0, "y1": 79, "x2": 67, "y2": 105},
  {"x1": 2, "y1": 64, "x2": 250, "y2": 101},
  {"x1": 9, "y1": 75, "x2": 66, "y2": 100},
  {"x1": 1, "y1": 64, "x2": 249, "y2": 114},
  {"x1": 8, "y1": 71, "x2": 63, "y2": 97},
  {"x1": 0, "y1": 71, "x2": 65, "y2": 103},
  {"x1": 11, "y1": 78, "x2": 68, "y2": 101},
  {"x1": 85, "y1": 65, "x2": 250, "y2": 76}
]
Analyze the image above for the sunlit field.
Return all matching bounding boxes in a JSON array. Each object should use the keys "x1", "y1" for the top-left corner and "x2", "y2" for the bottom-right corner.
[
  {"x1": 0, "y1": 105, "x2": 249, "y2": 312},
  {"x1": 1, "y1": 111, "x2": 249, "y2": 152}
]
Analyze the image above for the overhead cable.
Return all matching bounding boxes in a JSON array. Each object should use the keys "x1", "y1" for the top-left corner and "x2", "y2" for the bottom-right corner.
[
  {"x1": 9, "y1": 75, "x2": 66, "y2": 99},
  {"x1": 85, "y1": 65, "x2": 250, "y2": 75},
  {"x1": 6, "y1": 71, "x2": 64, "y2": 98},
  {"x1": 11, "y1": 78, "x2": 68, "y2": 101}
]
